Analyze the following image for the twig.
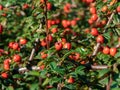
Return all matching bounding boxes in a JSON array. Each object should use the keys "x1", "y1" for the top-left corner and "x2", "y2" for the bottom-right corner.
[
  {"x1": 92, "y1": 43, "x2": 101, "y2": 56},
  {"x1": 29, "y1": 38, "x2": 39, "y2": 61},
  {"x1": 57, "y1": 83, "x2": 62, "y2": 90},
  {"x1": 18, "y1": 66, "x2": 41, "y2": 73},
  {"x1": 44, "y1": 0, "x2": 50, "y2": 49},
  {"x1": 91, "y1": 65, "x2": 109, "y2": 70},
  {"x1": 91, "y1": 12, "x2": 115, "y2": 57},
  {"x1": 106, "y1": 74, "x2": 112, "y2": 90}
]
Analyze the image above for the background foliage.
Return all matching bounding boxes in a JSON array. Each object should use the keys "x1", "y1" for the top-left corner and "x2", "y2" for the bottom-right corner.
[{"x1": 0, "y1": 0, "x2": 120, "y2": 90}]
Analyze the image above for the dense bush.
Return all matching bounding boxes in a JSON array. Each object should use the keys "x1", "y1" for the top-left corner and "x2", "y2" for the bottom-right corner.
[{"x1": 0, "y1": 0, "x2": 120, "y2": 90}]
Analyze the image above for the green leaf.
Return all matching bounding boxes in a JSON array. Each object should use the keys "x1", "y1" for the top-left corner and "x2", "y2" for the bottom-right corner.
[
  {"x1": 50, "y1": 77, "x2": 61, "y2": 85},
  {"x1": 115, "y1": 50, "x2": 120, "y2": 58},
  {"x1": 42, "y1": 78, "x2": 50, "y2": 86},
  {"x1": 49, "y1": 62, "x2": 57, "y2": 70},
  {"x1": 27, "y1": 71, "x2": 39, "y2": 76},
  {"x1": 30, "y1": 83, "x2": 39, "y2": 90},
  {"x1": 75, "y1": 66, "x2": 85, "y2": 75},
  {"x1": 97, "y1": 69, "x2": 110, "y2": 78}
]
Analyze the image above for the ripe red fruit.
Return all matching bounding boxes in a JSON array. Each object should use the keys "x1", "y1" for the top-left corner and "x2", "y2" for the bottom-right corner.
[
  {"x1": 71, "y1": 20, "x2": 77, "y2": 26},
  {"x1": 51, "y1": 28, "x2": 58, "y2": 34},
  {"x1": 55, "y1": 19, "x2": 60, "y2": 24},
  {"x1": 12, "y1": 42, "x2": 19, "y2": 50},
  {"x1": 103, "y1": 46, "x2": 110, "y2": 54},
  {"x1": 47, "y1": 2, "x2": 52, "y2": 10},
  {"x1": 4, "y1": 63, "x2": 10, "y2": 70},
  {"x1": 84, "y1": 28, "x2": 90, "y2": 33},
  {"x1": 116, "y1": 6, "x2": 120, "y2": 13},
  {"x1": 69, "y1": 52, "x2": 80, "y2": 60},
  {"x1": 80, "y1": 61, "x2": 86, "y2": 64},
  {"x1": 64, "y1": 3, "x2": 71, "y2": 13},
  {"x1": 4, "y1": 59, "x2": 10, "y2": 70},
  {"x1": 86, "y1": 0, "x2": 94, "y2": 4},
  {"x1": 1, "y1": 72, "x2": 8, "y2": 79},
  {"x1": 67, "y1": 77, "x2": 74, "y2": 84},
  {"x1": 51, "y1": 20, "x2": 56, "y2": 25},
  {"x1": 55, "y1": 42, "x2": 63, "y2": 51},
  {"x1": 9, "y1": 42, "x2": 14, "y2": 48},
  {"x1": 62, "y1": 20, "x2": 68, "y2": 28},
  {"x1": 19, "y1": 38, "x2": 27, "y2": 45},
  {"x1": 40, "y1": 64, "x2": 45, "y2": 70},
  {"x1": 91, "y1": 14, "x2": 98, "y2": 21},
  {"x1": 91, "y1": 28, "x2": 99, "y2": 36},
  {"x1": 13, "y1": 54, "x2": 21, "y2": 62},
  {"x1": 4, "y1": 59, "x2": 11, "y2": 70},
  {"x1": 63, "y1": 42, "x2": 71, "y2": 50},
  {"x1": 88, "y1": 18, "x2": 94, "y2": 25},
  {"x1": 0, "y1": 5, "x2": 3, "y2": 10},
  {"x1": 102, "y1": 6, "x2": 108, "y2": 12},
  {"x1": 46, "y1": 34, "x2": 53, "y2": 42},
  {"x1": 23, "y1": 4, "x2": 29, "y2": 9},
  {"x1": 90, "y1": 7, "x2": 97, "y2": 14},
  {"x1": 110, "y1": 48, "x2": 117, "y2": 56},
  {"x1": 41, "y1": 52, "x2": 48, "y2": 59},
  {"x1": 0, "y1": 24, "x2": 3, "y2": 34},
  {"x1": 2, "y1": 13, "x2": 7, "y2": 17},
  {"x1": 101, "y1": 20, "x2": 107, "y2": 26},
  {"x1": 40, "y1": 0, "x2": 47, "y2": 3},
  {"x1": 41, "y1": 39, "x2": 47, "y2": 47},
  {"x1": 96, "y1": 35, "x2": 104, "y2": 43}
]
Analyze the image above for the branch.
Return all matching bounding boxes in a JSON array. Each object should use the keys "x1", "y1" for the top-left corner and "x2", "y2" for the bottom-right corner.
[
  {"x1": 29, "y1": 38, "x2": 39, "y2": 61},
  {"x1": 91, "y1": 65, "x2": 109, "y2": 70},
  {"x1": 17, "y1": 66, "x2": 41, "y2": 73},
  {"x1": 44, "y1": 0, "x2": 50, "y2": 49},
  {"x1": 91, "y1": 12, "x2": 115, "y2": 57},
  {"x1": 106, "y1": 74, "x2": 112, "y2": 90}
]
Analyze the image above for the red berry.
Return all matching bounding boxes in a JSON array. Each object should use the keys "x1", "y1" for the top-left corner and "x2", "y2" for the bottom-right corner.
[
  {"x1": 91, "y1": 28, "x2": 99, "y2": 36},
  {"x1": 103, "y1": 46, "x2": 110, "y2": 54},
  {"x1": 64, "y1": 3, "x2": 71, "y2": 13},
  {"x1": 41, "y1": 39, "x2": 47, "y2": 47},
  {"x1": 88, "y1": 18, "x2": 94, "y2": 25},
  {"x1": 90, "y1": 7, "x2": 97, "y2": 14},
  {"x1": 51, "y1": 28, "x2": 58, "y2": 34},
  {"x1": 9, "y1": 42, "x2": 14, "y2": 48},
  {"x1": 91, "y1": 14, "x2": 98, "y2": 21},
  {"x1": 51, "y1": 20, "x2": 56, "y2": 25},
  {"x1": 0, "y1": 24, "x2": 3, "y2": 34},
  {"x1": 101, "y1": 20, "x2": 107, "y2": 26},
  {"x1": 110, "y1": 48, "x2": 117, "y2": 56},
  {"x1": 47, "y1": 2, "x2": 52, "y2": 10},
  {"x1": 63, "y1": 42, "x2": 71, "y2": 50},
  {"x1": 1, "y1": 72, "x2": 8, "y2": 79},
  {"x1": 23, "y1": 4, "x2": 29, "y2": 9},
  {"x1": 116, "y1": 6, "x2": 120, "y2": 13},
  {"x1": 12, "y1": 42, "x2": 19, "y2": 50},
  {"x1": 13, "y1": 54, "x2": 21, "y2": 62},
  {"x1": 67, "y1": 77, "x2": 74, "y2": 84},
  {"x1": 102, "y1": 6, "x2": 108, "y2": 12},
  {"x1": 96, "y1": 35, "x2": 104, "y2": 43},
  {"x1": 19, "y1": 38, "x2": 27, "y2": 45},
  {"x1": 62, "y1": 20, "x2": 68, "y2": 28},
  {"x1": 41, "y1": 52, "x2": 48, "y2": 59},
  {"x1": 71, "y1": 20, "x2": 77, "y2": 26},
  {"x1": 46, "y1": 34, "x2": 53, "y2": 42},
  {"x1": 0, "y1": 5, "x2": 3, "y2": 10},
  {"x1": 4, "y1": 59, "x2": 10, "y2": 70},
  {"x1": 55, "y1": 19, "x2": 60, "y2": 24},
  {"x1": 55, "y1": 42, "x2": 63, "y2": 51}
]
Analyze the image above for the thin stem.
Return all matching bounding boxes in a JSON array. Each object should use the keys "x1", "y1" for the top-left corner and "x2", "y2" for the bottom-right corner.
[
  {"x1": 44, "y1": 0, "x2": 50, "y2": 49},
  {"x1": 91, "y1": 12, "x2": 115, "y2": 57}
]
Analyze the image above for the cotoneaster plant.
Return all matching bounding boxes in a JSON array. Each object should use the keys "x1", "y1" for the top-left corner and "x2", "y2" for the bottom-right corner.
[{"x1": 0, "y1": 0, "x2": 120, "y2": 90}]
